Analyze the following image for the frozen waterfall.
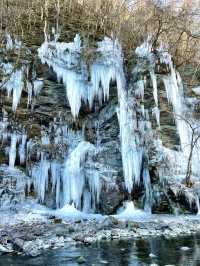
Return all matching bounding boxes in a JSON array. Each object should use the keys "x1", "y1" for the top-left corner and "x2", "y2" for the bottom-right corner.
[
  {"x1": 31, "y1": 141, "x2": 101, "y2": 212},
  {"x1": 62, "y1": 141, "x2": 100, "y2": 211},
  {"x1": 38, "y1": 35, "x2": 145, "y2": 196}
]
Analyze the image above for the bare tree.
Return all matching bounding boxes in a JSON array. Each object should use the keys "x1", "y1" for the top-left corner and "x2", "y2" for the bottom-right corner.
[{"x1": 177, "y1": 114, "x2": 200, "y2": 187}]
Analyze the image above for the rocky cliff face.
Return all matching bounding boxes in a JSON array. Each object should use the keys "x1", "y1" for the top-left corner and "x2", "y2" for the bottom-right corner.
[{"x1": 0, "y1": 34, "x2": 200, "y2": 215}]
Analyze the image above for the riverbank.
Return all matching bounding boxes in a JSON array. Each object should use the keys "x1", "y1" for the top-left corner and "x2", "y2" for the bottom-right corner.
[{"x1": 1, "y1": 202, "x2": 200, "y2": 257}]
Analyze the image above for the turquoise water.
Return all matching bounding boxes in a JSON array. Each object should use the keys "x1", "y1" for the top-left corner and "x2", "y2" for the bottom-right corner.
[{"x1": 0, "y1": 235, "x2": 200, "y2": 266}]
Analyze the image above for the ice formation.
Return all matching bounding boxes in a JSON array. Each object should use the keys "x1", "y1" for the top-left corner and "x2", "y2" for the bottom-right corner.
[
  {"x1": 38, "y1": 34, "x2": 85, "y2": 118},
  {"x1": 162, "y1": 65, "x2": 190, "y2": 154},
  {"x1": 9, "y1": 134, "x2": 18, "y2": 168},
  {"x1": 38, "y1": 35, "x2": 145, "y2": 196},
  {"x1": 152, "y1": 106, "x2": 160, "y2": 127},
  {"x1": 117, "y1": 94, "x2": 143, "y2": 192},
  {"x1": 143, "y1": 168, "x2": 152, "y2": 213},
  {"x1": 27, "y1": 79, "x2": 44, "y2": 105},
  {"x1": 2, "y1": 32, "x2": 199, "y2": 216},
  {"x1": 196, "y1": 195, "x2": 200, "y2": 215},
  {"x1": 116, "y1": 201, "x2": 149, "y2": 221},
  {"x1": 136, "y1": 39, "x2": 161, "y2": 127},
  {"x1": 0, "y1": 36, "x2": 24, "y2": 111},
  {"x1": 5, "y1": 34, "x2": 22, "y2": 51},
  {"x1": 150, "y1": 70, "x2": 160, "y2": 127},
  {"x1": 38, "y1": 36, "x2": 122, "y2": 118},
  {"x1": 27, "y1": 117, "x2": 101, "y2": 212},
  {"x1": 19, "y1": 134, "x2": 27, "y2": 164},
  {"x1": 31, "y1": 153, "x2": 51, "y2": 203},
  {"x1": 135, "y1": 80, "x2": 145, "y2": 100},
  {"x1": 135, "y1": 39, "x2": 200, "y2": 180},
  {"x1": 135, "y1": 38, "x2": 152, "y2": 59},
  {"x1": 62, "y1": 141, "x2": 99, "y2": 211},
  {"x1": 192, "y1": 86, "x2": 200, "y2": 96},
  {"x1": 0, "y1": 35, "x2": 43, "y2": 111},
  {"x1": 0, "y1": 63, "x2": 24, "y2": 111}
]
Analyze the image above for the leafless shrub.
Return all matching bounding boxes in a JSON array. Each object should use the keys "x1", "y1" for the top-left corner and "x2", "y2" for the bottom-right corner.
[{"x1": 0, "y1": 0, "x2": 200, "y2": 70}]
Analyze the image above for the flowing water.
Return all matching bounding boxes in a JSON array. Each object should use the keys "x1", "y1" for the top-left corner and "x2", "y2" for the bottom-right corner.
[{"x1": 1, "y1": 235, "x2": 200, "y2": 266}]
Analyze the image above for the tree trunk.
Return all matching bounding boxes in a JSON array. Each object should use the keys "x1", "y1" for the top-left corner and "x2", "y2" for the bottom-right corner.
[{"x1": 186, "y1": 135, "x2": 194, "y2": 188}]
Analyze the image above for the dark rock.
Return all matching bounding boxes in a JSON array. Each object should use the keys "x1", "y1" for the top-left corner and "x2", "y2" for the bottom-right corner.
[{"x1": 54, "y1": 218, "x2": 62, "y2": 224}]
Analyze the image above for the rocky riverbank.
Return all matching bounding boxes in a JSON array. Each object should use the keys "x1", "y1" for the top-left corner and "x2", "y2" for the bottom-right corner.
[{"x1": 1, "y1": 204, "x2": 200, "y2": 258}]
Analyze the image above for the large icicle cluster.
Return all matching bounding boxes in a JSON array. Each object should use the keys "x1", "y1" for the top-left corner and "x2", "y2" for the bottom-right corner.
[
  {"x1": 0, "y1": 63, "x2": 24, "y2": 112},
  {"x1": 136, "y1": 39, "x2": 191, "y2": 152},
  {"x1": 62, "y1": 141, "x2": 100, "y2": 211},
  {"x1": 117, "y1": 91, "x2": 144, "y2": 193},
  {"x1": 28, "y1": 118, "x2": 101, "y2": 212},
  {"x1": 0, "y1": 35, "x2": 24, "y2": 111},
  {"x1": 0, "y1": 35, "x2": 44, "y2": 111},
  {"x1": 0, "y1": 111, "x2": 27, "y2": 169},
  {"x1": 31, "y1": 131, "x2": 101, "y2": 212},
  {"x1": 162, "y1": 62, "x2": 190, "y2": 154},
  {"x1": 136, "y1": 39, "x2": 160, "y2": 127},
  {"x1": 38, "y1": 34, "x2": 86, "y2": 117},
  {"x1": 38, "y1": 35, "x2": 145, "y2": 196},
  {"x1": 0, "y1": 62, "x2": 44, "y2": 111},
  {"x1": 136, "y1": 39, "x2": 200, "y2": 184},
  {"x1": 38, "y1": 35, "x2": 122, "y2": 118}
]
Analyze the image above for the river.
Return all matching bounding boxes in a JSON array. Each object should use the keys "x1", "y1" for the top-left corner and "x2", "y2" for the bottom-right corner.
[{"x1": 1, "y1": 234, "x2": 200, "y2": 266}]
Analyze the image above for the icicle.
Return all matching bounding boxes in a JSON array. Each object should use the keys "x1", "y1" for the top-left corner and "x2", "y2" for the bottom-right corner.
[
  {"x1": 27, "y1": 139, "x2": 34, "y2": 160},
  {"x1": 143, "y1": 168, "x2": 152, "y2": 213},
  {"x1": 12, "y1": 69, "x2": 24, "y2": 111},
  {"x1": 5, "y1": 34, "x2": 13, "y2": 50},
  {"x1": 9, "y1": 134, "x2": 18, "y2": 168},
  {"x1": 117, "y1": 68, "x2": 143, "y2": 193},
  {"x1": 74, "y1": 34, "x2": 81, "y2": 51},
  {"x1": 95, "y1": 121, "x2": 101, "y2": 148},
  {"x1": 41, "y1": 131, "x2": 50, "y2": 145},
  {"x1": 38, "y1": 34, "x2": 87, "y2": 117},
  {"x1": 38, "y1": 35, "x2": 144, "y2": 196},
  {"x1": 27, "y1": 82, "x2": 33, "y2": 105},
  {"x1": 150, "y1": 70, "x2": 158, "y2": 107},
  {"x1": 88, "y1": 171, "x2": 101, "y2": 209},
  {"x1": 38, "y1": 36, "x2": 121, "y2": 118},
  {"x1": 32, "y1": 153, "x2": 50, "y2": 202},
  {"x1": 162, "y1": 63, "x2": 190, "y2": 154},
  {"x1": 0, "y1": 112, "x2": 9, "y2": 142},
  {"x1": 196, "y1": 195, "x2": 200, "y2": 215},
  {"x1": 5, "y1": 34, "x2": 22, "y2": 51},
  {"x1": 62, "y1": 141, "x2": 95, "y2": 209},
  {"x1": 135, "y1": 37, "x2": 152, "y2": 59},
  {"x1": 93, "y1": 37, "x2": 144, "y2": 193},
  {"x1": 135, "y1": 80, "x2": 145, "y2": 100},
  {"x1": 51, "y1": 161, "x2": 61, "y2": 208},
  {"x1": 19, "y1": 134, "x2": 27, "y2": 164},
  {"x1": 1, "y1": 63, "x2": 24, "y2": 111},
  {"x1": 82, "y1": 190, "x2": 92, "y2": 213},
  {"x1": 33, "y1": 79, "x2": 44, "y2": 95},
  {"x1": 152, "y1": 107, "x2": 160, "y2": 127},
  {"x1": 150, "y1": 70, "x2": 160, "y2": 127},
  {"x1": 63, "y1": 71, "x2": 87, "y2": 118}
]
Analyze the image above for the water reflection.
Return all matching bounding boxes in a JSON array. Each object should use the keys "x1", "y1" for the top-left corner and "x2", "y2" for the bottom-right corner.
[{"x1": 1, "y1": 235, "x2": 200, "y2": 266}]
